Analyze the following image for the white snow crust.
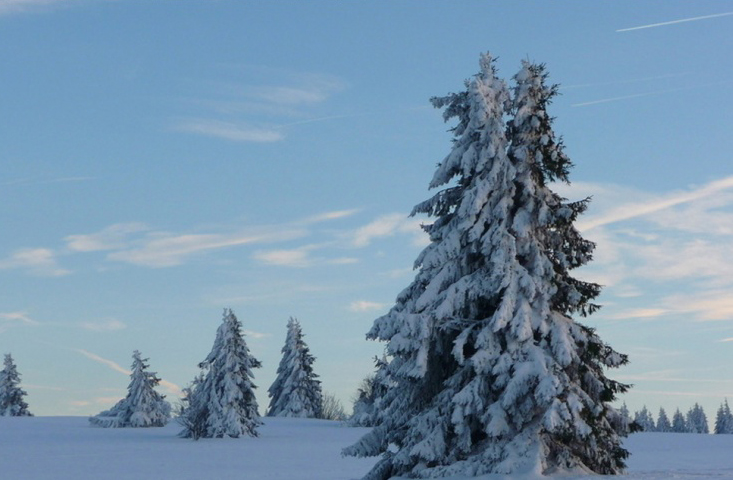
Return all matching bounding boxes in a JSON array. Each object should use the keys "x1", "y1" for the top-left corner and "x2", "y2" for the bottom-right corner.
[{"x1": 0, "y1": 417, "x2": 731, "y2": 480}]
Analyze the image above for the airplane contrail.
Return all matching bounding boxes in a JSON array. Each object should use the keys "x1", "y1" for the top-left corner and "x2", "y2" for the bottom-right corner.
[
  {"x1": 617, "y1": 11, "x2": 733, "y2": 32},
  {"x1": 571, "y1": 81, "x2": 726, "y2": 107}
]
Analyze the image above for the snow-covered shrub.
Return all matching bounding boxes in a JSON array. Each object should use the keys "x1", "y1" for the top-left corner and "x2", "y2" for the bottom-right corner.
[{"x1": 320, "y1": 392, "x2": 347, "y2": 421}]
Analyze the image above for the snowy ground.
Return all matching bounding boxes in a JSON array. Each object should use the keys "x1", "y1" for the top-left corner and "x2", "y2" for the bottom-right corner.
[{"x1": 1, "y1": 417, "x2": 731, "y2": 480}]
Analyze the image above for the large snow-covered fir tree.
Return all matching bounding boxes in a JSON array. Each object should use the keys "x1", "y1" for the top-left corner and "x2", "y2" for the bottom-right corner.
[
  {"x1": 714, "y1": 399, "x2": 733, "y2": 434},
  {"x1": 0, "y1": 354, "x2": 32, "y2": 417},
  {"x1": 89, "y1": 350, "x2": 170, "y2": 428},
  {"x1": 267, "y1": 317, "x2": 322, "y2": 418},
  {"x1": 344, "y1": 53, "x2": 630, "y2": 478},
  {"x1": 179, "y1": 309, "x2": 262, "y2": 439}
]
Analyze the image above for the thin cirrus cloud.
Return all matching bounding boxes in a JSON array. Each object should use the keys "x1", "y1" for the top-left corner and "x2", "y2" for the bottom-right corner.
[
  {"x1": 107, "y1": 229, "x2": 306, "y2": 268},
  {"x1": 0, "y1": 311, "x2": 40, "y2": 333},
  {"x1": 173, "y1": 119, "x2": 284, "y2": 143},
  {"x1": 558, "y1": 176, "x2": 733, "y2": 324},
  {"x1": 349, "y1": 300, "x2": 388, "y2": 312},
  {"x1": 79, "y1": 319, "x2": 127, "y2": 332},
  {"x1": 351, "y1": 213, "x2": 428, "y2": 248},
  {"x1": 0, "y1": 311, "x2": 39, "y2": 325},
  {"x1": 616, "y1": 11, "x2": 733, "y2": 32},
  {"x1": 0, "y1": 0, "x2": 73, "y2": 15},
  {"x1": 0, "y1": 247, "x2": 70, "y2": 277},
  {"x1": 175, "y1": 71, "x2": 347, "y2": 142},
  {"x1": 66, "y1": 222, "x2": 150, "y2": 253},
  {"x1": 253, "y1": 212, "x2": 427, "y2": 268},
  {"x1": 574, "y1": 176, "x2": 733, "y2": 232},
  {"x1": 253, "y1": 245, "x2": 359, "y2": 268},
  {"x1": 63, "y1": 210, "x2": 356, "y2": 268}
]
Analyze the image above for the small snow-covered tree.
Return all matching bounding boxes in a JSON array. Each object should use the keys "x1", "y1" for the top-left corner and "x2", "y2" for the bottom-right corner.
[
  {"x1": 89, "y1": 350, "x2": 170, "y2": 428},
  {"x1": 267, "y1": 317, "x2": 322, "y2": 418},
  {"x1": 349, "y1": 355, "x2": 390, "y2": 427},
  {"x1": 633, "y1": 406, "x2": 655, "y2": 432},
  {"x1": 686, "y1": 403, "x2": 709, "y2": 434},
  {"x1": 714, "y1": 399, "x2": 733, "y2": 434},
  {"x1": 344, "y1": 53, "x2": 630, "y2": 478},
  {"x1": 0, "y1": 354, "x2": 32, "y2": 417},
  {"x1": 655, "y1": 408, "x2": 671, "y2": 432},
  {"x1": 671, "y1": 408, "x2": 688, "y2": 433},
  {"x1": 617, "y1": 403, "x2": 639, "y2": 433},
  {"x1": 179, "y1": 309, "x2": 262, "y2": 439}
]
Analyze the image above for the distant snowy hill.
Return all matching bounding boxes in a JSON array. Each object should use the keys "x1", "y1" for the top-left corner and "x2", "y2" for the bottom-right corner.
[{"x1": 0, "y1": 416, "x2": 731, "y2": 479}]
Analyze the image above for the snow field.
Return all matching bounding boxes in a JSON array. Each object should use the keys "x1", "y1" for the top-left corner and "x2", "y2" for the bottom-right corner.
[
  {"x1": 2, "y1": 417, "x2": 732, "y2": 480},
  {"x1": 0, "y1": 416, "x2": 376, "y2": 480}
]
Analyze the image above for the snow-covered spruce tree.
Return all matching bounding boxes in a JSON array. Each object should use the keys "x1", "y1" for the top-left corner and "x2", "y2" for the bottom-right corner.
[
  {"x1": 714, "y1": 399, "x2": 733, "y2": 434},
  {"x1": 179, "y1": 309, "x2": 262, "y2": 439},
  {"x1": 633, "y1": 406, "x2": 655, "y2": 432},
  {"x1": 89, "y1": 350, "x2": 170, "y2": 428},
  {"x1": 267, "y1": 317, "x2": 322, "y2": 418},
  {"x1": 656, "y1": 408, "x2": 671, "y2": 433},
  {"x1": 686, "y1": 403, "x2": 709, "y2": 434},
  {"x1": 344, "y1": 53, "x2": 630, "y2": 478},
  {"x1": 0, "y1": 354, "x2": 32, "y2": 417},
  {"x1": 671, "y1": 408, "x2": 688, "y2": 433},
  {"x1": 349, "y1": 355, "x2": 390, "y2": 427}
]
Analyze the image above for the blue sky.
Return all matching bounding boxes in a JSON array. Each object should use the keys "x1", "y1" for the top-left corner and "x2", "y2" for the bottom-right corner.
[{"x1": 1, "y1": 0, "x2": 732, "y2": 422}]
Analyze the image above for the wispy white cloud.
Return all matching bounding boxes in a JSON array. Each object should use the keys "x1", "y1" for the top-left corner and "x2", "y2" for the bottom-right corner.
[
  {"x1": 176, "y1": 70, "x2": 346, "y2": 142},
  {"x1": 242, "y1": 329, "x2": 270, "y2": 339},
  {"x1": 351, "y1": 213, "x2": 427, "y2": 248},
  {"x1": 575, "y1": 176, "x2": 733, "y2": 232},
  {"x1": 617, "y1": 11, "x2": 733, "y2": 32},
  {"x1": 349, "y1": 300, "x2": 388, "y2": 312},
  {"x1": 718, "y1": 337, "x2": 733, "y2": 343},
  {"x1": 253, "y1": 248, "x2": 312, "y2": 268},
  {"x1": 0, "y1": 0, "x2": 75, "y2": 15},
  {"x1": 253, "y1": 244, "x2": 359, "y2": 268},
  {"x1": 664, "y1": 291, "x2": 733, "y2": 322},
  {"x1": 300, "y1": 209, "x2": 360, "y2": 224},
  {"x1": 79, "y1": 319, "x2": 127, "y2": 332},
  {"x1": 0, "y1": 311, "x2": 40, "y2": 334},
  {"x1": 558, "y1": 175, "x2": 733, "y2": 327},
  {"x1": 173, "y1": 119, "x2": 284, "y2": 143},
  {"x1": 604, "y1": 308, "x2": 669, "y2": 321},
  {"x1": 0, "y1": 311, "x2": 40, "y2": 326},
  {"x1": 0, "y1": 248, "x2": 70, "y2": 277},
  {"x1": 49, "y1": 210, "x2": 360, "y2": 271},
  {"x1": 65, "y1": 222, "x2": 149, "y2": 252},
  {"x1": 107, "y1": 227, "x2": 306, "y2": 267}
]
